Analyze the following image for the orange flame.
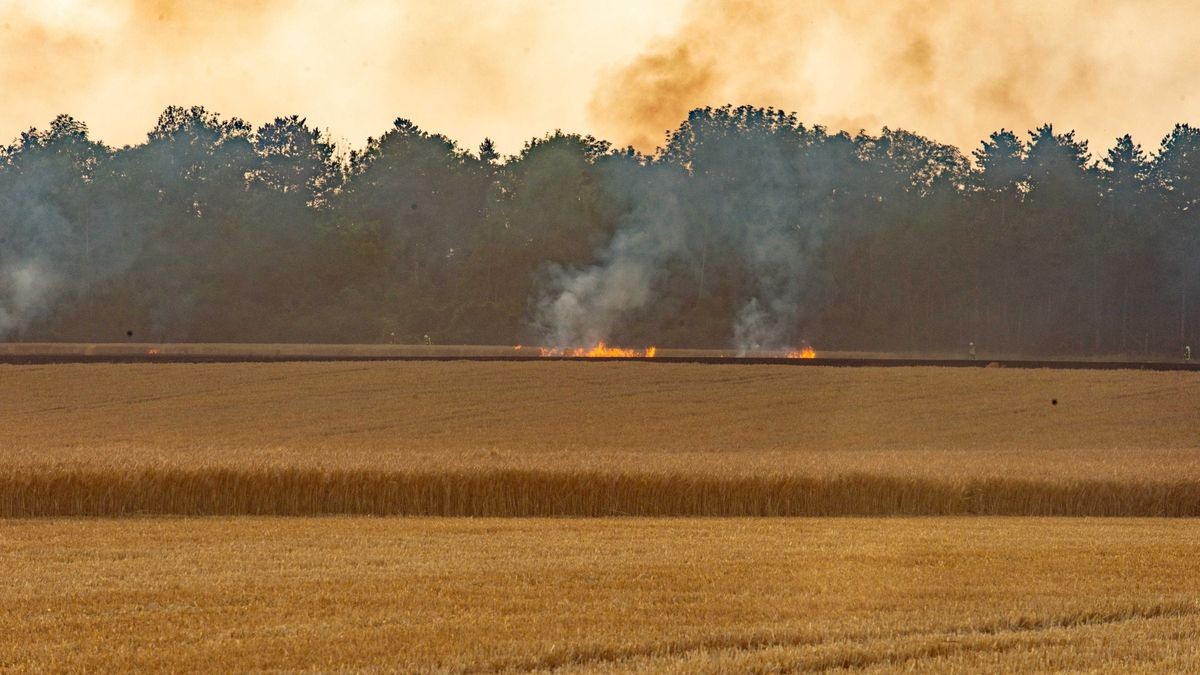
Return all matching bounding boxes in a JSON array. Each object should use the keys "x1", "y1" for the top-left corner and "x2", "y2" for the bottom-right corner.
[
  {"x1": 538, "y1": 342, "x2": 657, "y2": 358},
  {"x1": 787, "y1": 346, "x2": 817, "y2": 359}
]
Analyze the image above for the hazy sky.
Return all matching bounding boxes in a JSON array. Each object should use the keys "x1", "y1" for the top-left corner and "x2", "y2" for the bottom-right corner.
[{"x1": 2, "y1": 0, "x2": 1198, "y2": 157}]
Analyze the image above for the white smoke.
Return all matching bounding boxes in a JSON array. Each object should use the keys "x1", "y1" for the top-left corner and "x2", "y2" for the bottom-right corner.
[
  {"x1": 535, "y1": 162, "x2": 688, "y2": 348},
  {"x1": 0, "y1": 260, "x2": 56, "y2": 337},
  {"x1": 533, "y1": 114, "x2": 834, "y2": 351},
  {"x1": 731, "y1": 190, "x2": 812, "y2": 353}
]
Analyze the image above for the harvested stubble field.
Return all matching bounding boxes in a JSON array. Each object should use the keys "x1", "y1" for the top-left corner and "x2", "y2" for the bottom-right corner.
[
  {"x1": 1, "y1": 518, "x2": 1198, "y2": 672},
  {"x1": 1, "y1": 360, "x2": 1198, "y2": 516}
]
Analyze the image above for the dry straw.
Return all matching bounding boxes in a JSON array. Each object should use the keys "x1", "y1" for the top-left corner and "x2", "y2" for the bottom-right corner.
[
  {"x1": 4, "y1": 360, "x2": 1198, "y2": 517},
  {"x1": 2, "y1": 466, "x2": 1196, "y2": 517}
]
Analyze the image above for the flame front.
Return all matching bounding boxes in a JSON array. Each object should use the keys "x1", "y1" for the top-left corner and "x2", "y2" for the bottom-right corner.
[
  {"x1": 787, "y1": 346, "x2": 817, "y2": 359},
  {"x1": 538, "y1": 342, "x2": 657, "y2": 358}
]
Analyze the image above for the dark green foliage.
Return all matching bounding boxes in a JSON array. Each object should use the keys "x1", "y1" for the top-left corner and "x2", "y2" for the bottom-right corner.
[{"x1": 1, "y1": 105, "x2": 1197, "y2": 355}]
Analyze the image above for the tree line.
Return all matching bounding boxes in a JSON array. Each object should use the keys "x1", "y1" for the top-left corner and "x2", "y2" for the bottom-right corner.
[{"x1": 1, "y1": 104, "x2": 1197, "y2": 356}]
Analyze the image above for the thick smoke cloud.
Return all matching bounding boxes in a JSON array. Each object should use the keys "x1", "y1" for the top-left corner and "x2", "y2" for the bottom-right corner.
[
  {"x1": 589, "y1": 0, "x2": 1200, "y2": 154},
  {"x1": 6, "y1": 2, "x2": 1200, "y2": 158},
  {"x1": 0, "y1": 0, "x2": 683, "y2": 155}
]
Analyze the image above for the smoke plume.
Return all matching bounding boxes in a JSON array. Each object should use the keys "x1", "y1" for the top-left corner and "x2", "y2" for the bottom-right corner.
[
  {"x1": 7, "y1": 2, "x2": 1200, "y2": 156},
  {"x1": 535, "y1": 108, "x2": 836, "y2": 351},
  {"x1": 0, "y1": 260, "x2": 56, "y2": 336},
  {"x1": 0, "y1": 0, "x2": 680, "y2": 155},
  {"x1": 0, "y1": 151, "x2": 74, "y2": 338},
  {"x1": 589, "y1": 0, "x2": 1200, "y2": 154},
  {"x1": 535, "y1": 163, "x2": 688, "y2": 347}
]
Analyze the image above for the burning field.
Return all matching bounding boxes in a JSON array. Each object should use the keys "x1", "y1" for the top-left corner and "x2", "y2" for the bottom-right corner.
[
  {"x1": 0, "y1": 341, "x2": 828, "y2": 361},
  {"x1": 531, "y1": 342, "x2": 814, "y2": 359},
  {"x1": 533, "y1": 342, "x2": 658, "y2": 357}
]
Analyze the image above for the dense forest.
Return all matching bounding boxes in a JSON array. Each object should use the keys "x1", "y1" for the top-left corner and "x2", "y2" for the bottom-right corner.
[{"x1": 1, "y1": 104, "x2": 1197, "y2": 356}]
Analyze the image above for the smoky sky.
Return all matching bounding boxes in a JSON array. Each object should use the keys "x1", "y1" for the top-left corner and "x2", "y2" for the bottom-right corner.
[
  {"x1": 590, "y1": 0, "x2": 1200, "y2": 154},
  {"x1": 3, "y1": 0, "x2": 1200, "y2": 155},
  {"x1": 0, "y1": 0, "x2": 687, "y2": 153}
]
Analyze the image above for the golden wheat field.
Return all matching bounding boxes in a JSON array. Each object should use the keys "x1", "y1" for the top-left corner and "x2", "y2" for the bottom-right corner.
[
  {"x1": 2, "y1": 360, "x2": 1199, "y2": 671},
  {"x1": 0, "y1": 360, "x2": 1198, "y2": 515},
  {"x1": 2, "y1": 517, "x2": 1198, "y2": 672}
]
